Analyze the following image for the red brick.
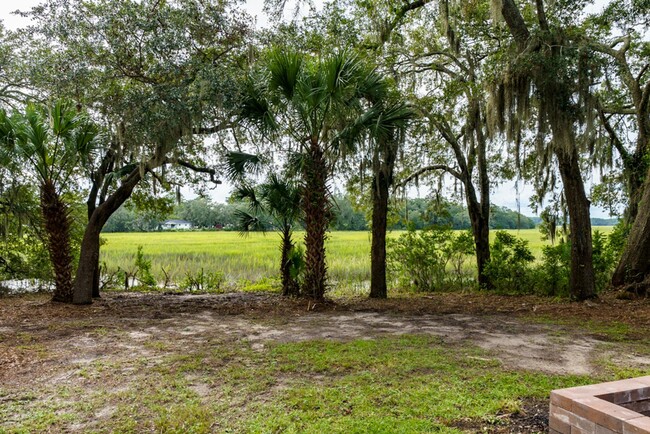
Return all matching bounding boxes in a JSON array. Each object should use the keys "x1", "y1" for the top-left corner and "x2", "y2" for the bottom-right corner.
[
  {"x1": 570, "y1": 411, "x2": 597, "y2": 432},
  {"x1": 550, "y1": 414, "x2": 572, "y2": 434},
  {"x1": 631, "y1": 377, "x2": 650, "y2": 389},
  {"x1": 551, "y1": 403, "x2": 574, "y2": 425},
  {"x1": 553, "y1": 389, "x2": 592, "y2": 410},
  {"x1": 623, "y1": 416, "x2": 650, "y2": 434},
  {"x1": 573, "y1": 397, "x2": 642, "y2": 432},
  {"x1": 595, "y1": 424, "x2": 618, "y2": 434}
]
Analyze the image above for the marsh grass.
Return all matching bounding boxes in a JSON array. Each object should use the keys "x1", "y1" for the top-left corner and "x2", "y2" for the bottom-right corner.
[{"x1": 100, "y1": 227, "x2": 613, "y2": 292}]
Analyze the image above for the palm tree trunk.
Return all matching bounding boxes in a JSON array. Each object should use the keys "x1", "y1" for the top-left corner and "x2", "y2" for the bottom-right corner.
[
  {"x1": 301, "y1": 141, "x2": 329, "y2": 300},
  {"x1": 370, "y1": 169, "x2": 389, "y2": 299},
  {"x1": 280, "y1": 225, "x2": 299, "y2": 296},
  {"x1": 40, "y1": 180, "x2": 74, "y2": 303},
  {"x1": 370, "y1": 137, "x2": 397, "y2": 299}
]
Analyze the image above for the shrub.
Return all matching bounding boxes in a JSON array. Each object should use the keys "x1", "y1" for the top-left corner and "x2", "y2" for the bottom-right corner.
[
  {"x1": 135, "y1": 245, "x2": 156, "y2": 287},
  {"x1": 288, "y1": 244, "x2": 305, "y2": 287},
  {"x1": 387, "y1": 225, "x2": 475, "y2": 292},
  {"x1": 445, "y1": 230, "x2": 476, "y2": 288},
  {"x1": 535, "y1": 240, "x2": 570, "y2": 297},
  {"x1": 484, "y1": 231, "x2": 535, "y2": 294},
  {"x1": 180, "y1": 268, "x2": 225, "y2": 292},
  {"x1": 533, "y1": 229, "x2": 619, "y2": 296},
  {"x1": 593, "y1": 230, "x2": 618, "y2": 291},
  {"x1": 606, "y1": 221, "x2": 629, "y2": 263}
]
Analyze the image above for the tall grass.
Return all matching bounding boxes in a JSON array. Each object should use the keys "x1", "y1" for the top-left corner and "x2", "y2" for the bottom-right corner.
[{"x1": 100, "y1": 227, "x2": 613, "y2": 291}]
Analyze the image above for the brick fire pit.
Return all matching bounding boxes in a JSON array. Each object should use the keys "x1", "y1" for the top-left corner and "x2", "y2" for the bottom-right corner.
[{"x1": 550, "y1": 376, "x2": 650, "y2": 433}]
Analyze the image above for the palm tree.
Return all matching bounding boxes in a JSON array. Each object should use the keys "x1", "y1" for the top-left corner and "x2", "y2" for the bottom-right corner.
[
  {"x1": 241, "y1": 49, "x2": 389, "y2": 300},
  {"x1": 233, "y1": 171, "x2": 303, "y2": 296},
  {"x1": 338, "y1": 95, "x2": 414, "y2": 298},
  {"x1": 0, "y1": 102, "x2": 97, "y2": 302}
]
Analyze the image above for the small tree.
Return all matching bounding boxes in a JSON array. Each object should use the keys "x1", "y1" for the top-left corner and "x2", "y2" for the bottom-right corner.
[
  {"x1": 0, "y1": 102, "x2": 97, "y2": 302},
  {"x1": 233, "y1": 170, "x2": 303, "y2": 296},
  {"x1": 241, "y1": 49, "x2": 391, "y2": 299}
]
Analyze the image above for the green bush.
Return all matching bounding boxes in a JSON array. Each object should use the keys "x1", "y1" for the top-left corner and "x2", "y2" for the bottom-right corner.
[
  {"x1": 593, "y1": 230, "x2": 618, "y2": 291},
  {"x1": 532, "y1": 229, "x2": 620, "y2": 297},
  {"x1": 0, "y1": 234, "x2": 52, "y2": 282},
  {"x1": 484, "y1": 231, "x2": 535, "y2": 294},
  {"x1": 135, "y1": 245, "x2": 157, "y2": 287},
  {"x1": 180, "y1": 268, "x2": 225, "y2": 292},
  {"x1": 535, "y1": 240, "x2": 570, "y2": 297},
  {"x1": 387, "y1": 225, "x2": 475, "y2": 292},
  {"x1": 606, "y1": 221, "x2": 629, "y2": 263}
]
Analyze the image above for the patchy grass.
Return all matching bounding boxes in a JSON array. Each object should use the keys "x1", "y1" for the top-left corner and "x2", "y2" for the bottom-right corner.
[
  {"x1": 525, "y1": 315, "x2": 635, "y2": 341},
  {"x1": 0, "y1": 333, "x2": 613, "y2": 434},
  {"x1": 2, "y1": 289, "x2": 648, "y2": 434}
]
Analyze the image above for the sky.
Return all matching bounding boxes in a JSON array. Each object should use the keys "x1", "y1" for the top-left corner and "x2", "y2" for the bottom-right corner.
[{"x1": 0, "y1": 0, "x2": 614, "y2": 218}]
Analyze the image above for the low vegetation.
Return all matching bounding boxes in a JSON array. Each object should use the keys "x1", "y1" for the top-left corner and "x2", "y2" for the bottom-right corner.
[
  {"x1": 2, "y1": 291, "x2": 650, "y2": 434},
  {"x1": 97, "y1": 227, "x2": 615, "y2": 297}
]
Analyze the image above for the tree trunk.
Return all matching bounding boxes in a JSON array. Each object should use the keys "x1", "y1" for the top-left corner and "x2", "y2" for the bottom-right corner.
[
  {"x1": 466, "y1": 191, "x2": 491, "y2": 290},
  {"x1": 370, "y1": 164, "x2": 390, "y2": 299},
  {"x1": 73, "y1": 223, "x2": 102, "y2": 305},
  {"x1": 41, "y1": 180, "x2": 74, "y2": 303},
  {"x1": 623, "y1": 132, "x2": 649, "y2": 224},
  {"x1": 280, "y1": 225, "x2": 299, "y2": 296},
  {"x1": 73, "y1": 169, "x2": 141, "y2": 304},
  {"x1": 556, "y1": 147, "x2": 597, "y2": 300},
  {"x1": 612, "y1": 165, "x2": 650, "y2": 288},
  {"x1": 92, "y1": 251, "x2": 101, "y2": 298},
  {"x1": 301, "y1": 141, "x2": 329, "y2": 300},
  {"x1": 470, "y1": 99, "x2": 491, "y2": 290}
]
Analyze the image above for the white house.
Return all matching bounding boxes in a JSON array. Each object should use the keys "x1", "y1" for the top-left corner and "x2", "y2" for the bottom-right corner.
[{"x1": 160, "y1": 219, "x2": 193, "y2": 230}]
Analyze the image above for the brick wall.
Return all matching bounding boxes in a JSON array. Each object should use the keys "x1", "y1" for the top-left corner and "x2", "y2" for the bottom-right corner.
[{"x1": 550, "y1": 377, "x2": 650, "y2": 434}]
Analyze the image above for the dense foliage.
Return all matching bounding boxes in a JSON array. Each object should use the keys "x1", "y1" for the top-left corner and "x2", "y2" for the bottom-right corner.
[{"x1": 0, "y1": 0, "x2": 648, "y2": 302}]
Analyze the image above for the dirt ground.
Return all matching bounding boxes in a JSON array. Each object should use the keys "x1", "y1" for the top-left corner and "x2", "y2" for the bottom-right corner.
[{"x1": 2, "y1": 290, "x2": 650, "y2": 432}]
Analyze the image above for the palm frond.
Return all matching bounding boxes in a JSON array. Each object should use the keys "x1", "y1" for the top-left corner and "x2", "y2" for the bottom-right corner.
[
  {"x1": 356, "y1": 69, "x2": 389, "y2": 104},
  {"x1": 240, "y1": 73, "x2": 277, "y2": 133},
  {"x1": 285, "y1": 152, "x2": 306, "y2": 178},
  {"x1": 72, "y1": 118, "x2": 99, "y2": 157},
  {"x1": 233, "y1": 183, "x2": 264, "y2": 216},
  {"x1": 269, "y1": 49, "x2": 303, "y2": 100},
  {"x1": 224, "y1": 151, "x2": 263, "y2": 182},
  {"x1": 323, "y1": 50, "x2": 361, "y2": 95},
  {"x1": 234, "y1": 209, "x2": 265, "y2": 235},
  {"x1": 50, "y1": 100, "x2": 77, "y2": 140},
  {"x1": 367, "y1": 102, "x2": 416, "y2": 140}
]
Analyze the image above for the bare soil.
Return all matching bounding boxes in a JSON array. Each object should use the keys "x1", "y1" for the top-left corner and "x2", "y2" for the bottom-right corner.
[{"x1": 2, "y1": 290, "x2": 650, "y2": 433}]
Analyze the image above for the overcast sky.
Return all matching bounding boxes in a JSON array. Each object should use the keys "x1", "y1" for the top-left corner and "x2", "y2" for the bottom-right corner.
[{"x1": 0, "y1": 0, "x2": 614, "y2": 218}]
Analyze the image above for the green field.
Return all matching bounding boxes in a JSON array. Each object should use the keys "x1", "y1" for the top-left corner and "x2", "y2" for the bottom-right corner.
[{"x1": 100, "y1": 227, "x2": 613, "y2": 293}]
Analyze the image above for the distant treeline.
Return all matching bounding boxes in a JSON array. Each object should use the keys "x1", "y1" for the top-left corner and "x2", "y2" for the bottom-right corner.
[{"x1": 103, "y1": 196, "x2": 553, "y2": 232}]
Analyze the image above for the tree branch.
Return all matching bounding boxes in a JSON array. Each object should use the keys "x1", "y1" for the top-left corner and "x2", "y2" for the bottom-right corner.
[
  {"x1": 597, "y1": 106, "x2": 630, "y2": 162},
  {"x1": 395, "y1": 164, "x2": 462, "y2": 190},
  {"x1": 500, "y1": 0, "x2": 531, "y2": 49},
  {"x1": 535, "y1": 0, "x2": 549, "y2": 32},
  {"x1": 193, "y1": 120, "x2": 233, "y2": 135},
  {"x1": 174, "y1": 159, "x2": 222, "y2": 184}
]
